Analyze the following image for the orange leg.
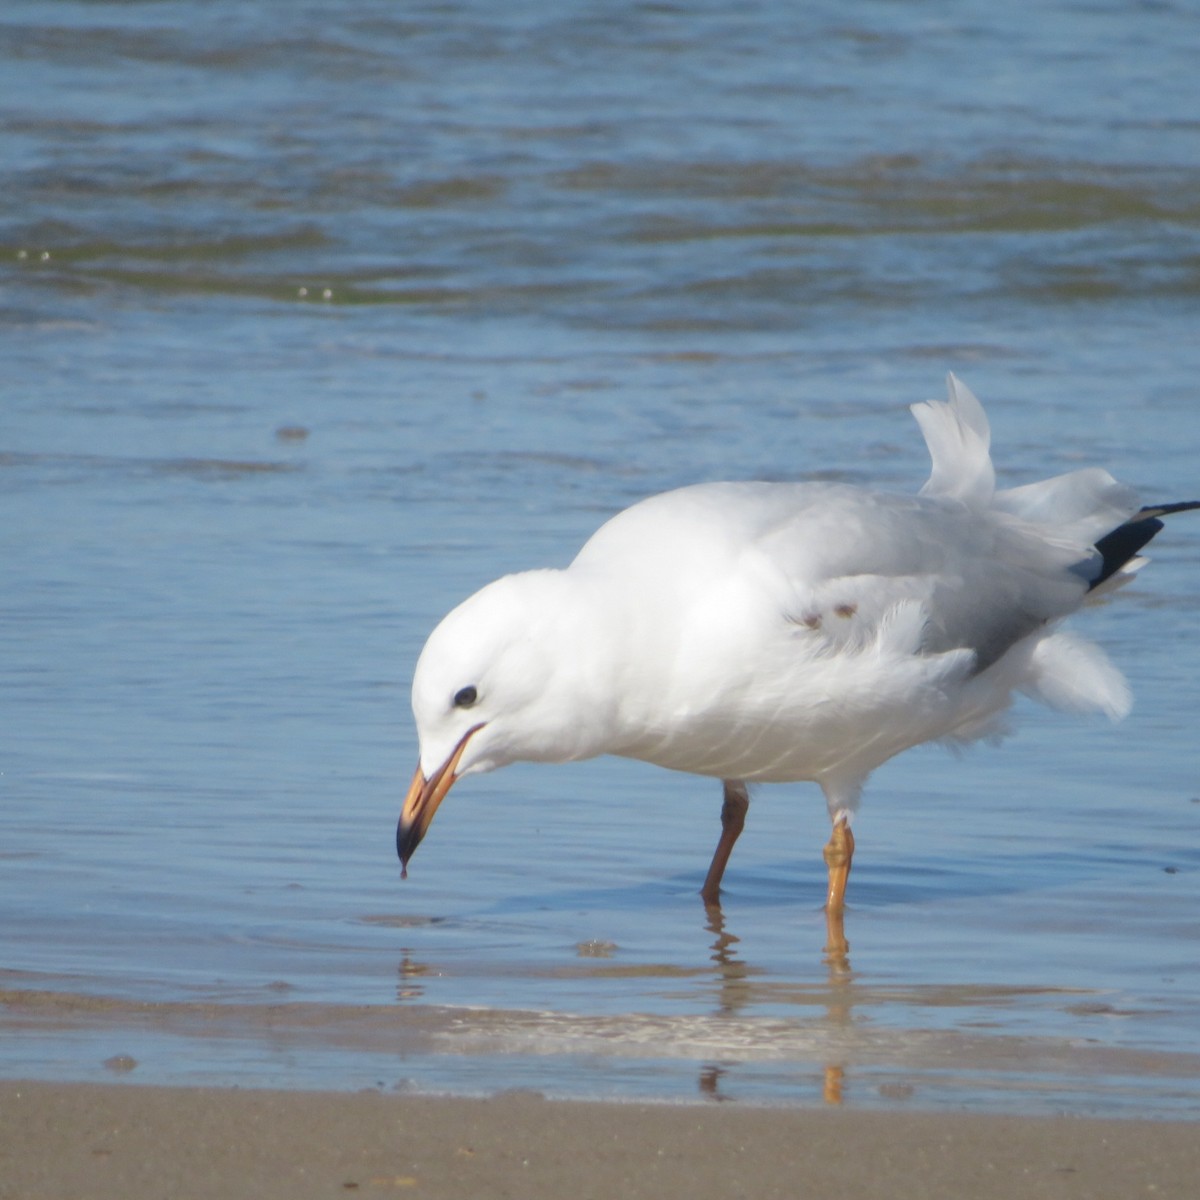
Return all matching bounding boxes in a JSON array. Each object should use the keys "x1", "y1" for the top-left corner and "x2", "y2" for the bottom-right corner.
[
  {"x1": 700, "y1": 781, "x2": 748, "y2": 907},
  {"x1": 822, "y1": 819, "x2": 854, "y2": 959}
]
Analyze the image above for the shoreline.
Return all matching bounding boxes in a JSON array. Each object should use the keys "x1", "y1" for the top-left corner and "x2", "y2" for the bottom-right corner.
[
  {"x1": 3, "y1": 1079, "x2": 1200, "y2": 1200},
  {"x1": 6, "y1": 983, "x2": 1200, "y2": 1118}
]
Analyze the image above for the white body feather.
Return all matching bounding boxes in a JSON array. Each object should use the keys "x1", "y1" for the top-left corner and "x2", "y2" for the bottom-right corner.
[{"x1": 412, "y1": 376, "x2": 1144, "y2": 825}]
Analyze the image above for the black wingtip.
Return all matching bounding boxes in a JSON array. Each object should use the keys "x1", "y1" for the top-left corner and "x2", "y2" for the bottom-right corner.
[
  {"x1": 1089, "y1": 500, "x2": 1200, "y2": 592},
  {"x1": 1135, "y1": 500, "x2": 1200, "y2": 521},
  {"x1": 1090, "y1": 517, "x2": 1163, "y2": 590}
]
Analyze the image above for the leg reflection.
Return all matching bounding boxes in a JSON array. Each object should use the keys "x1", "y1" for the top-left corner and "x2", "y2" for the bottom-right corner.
[
  {"x1": 697, "y1": 899, "x2": 856, "y2": 1106},
  {"x1": 704, "y1": 903, "x2": 752, "y2": 1016}
]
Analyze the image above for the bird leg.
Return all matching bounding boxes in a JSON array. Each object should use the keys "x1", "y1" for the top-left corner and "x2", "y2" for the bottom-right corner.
[
  {"x1": 700, "y1": 781, "x2": 748, "y2": 907},
  {"x1": 822, "y1": 818, "x2": 854, "y2": 959}
]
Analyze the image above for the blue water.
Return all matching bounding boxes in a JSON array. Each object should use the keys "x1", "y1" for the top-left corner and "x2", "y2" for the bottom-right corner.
[{"x1": 3, "y1": 0, "x2": 1200, "y2": 1115}]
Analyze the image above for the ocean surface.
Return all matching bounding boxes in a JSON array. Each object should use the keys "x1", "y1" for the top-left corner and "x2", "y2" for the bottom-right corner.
[{"x1": 3, "y1": 0, "x2": 1200, "y2": 1116}]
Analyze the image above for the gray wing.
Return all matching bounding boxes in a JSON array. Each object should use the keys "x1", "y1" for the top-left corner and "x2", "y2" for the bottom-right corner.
[{"x1": 751, "y1": 484, "x2": 1098, "y2": 671}]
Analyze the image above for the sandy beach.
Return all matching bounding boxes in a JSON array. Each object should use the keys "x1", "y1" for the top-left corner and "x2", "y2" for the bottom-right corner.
[{"x1": 2, "y1": 1080, "x2": 1198, "y2": 1200}]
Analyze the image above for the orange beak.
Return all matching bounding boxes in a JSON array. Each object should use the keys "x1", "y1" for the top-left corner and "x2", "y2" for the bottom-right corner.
[{"x1": 396, "y1": 724, "x2": 482, "y2": 875}]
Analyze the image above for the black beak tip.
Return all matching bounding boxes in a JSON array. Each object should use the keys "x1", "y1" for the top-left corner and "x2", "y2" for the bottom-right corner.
[{"x1": 396, "y1": 819, "x2": 421, "y2": 873}]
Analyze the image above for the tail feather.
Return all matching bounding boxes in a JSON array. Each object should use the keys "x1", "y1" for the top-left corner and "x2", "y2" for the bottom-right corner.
[
  {"x1": 1089, "y1": 502, "x2": 1200, "y2": 592},
  {"x1": 911, "y1": 374, "x2": 995, "y2": 510}
]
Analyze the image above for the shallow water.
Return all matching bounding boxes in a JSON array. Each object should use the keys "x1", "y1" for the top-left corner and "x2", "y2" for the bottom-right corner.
[{"x1": 3, "y1": 0, "x2": 1200, "y2": 1116}]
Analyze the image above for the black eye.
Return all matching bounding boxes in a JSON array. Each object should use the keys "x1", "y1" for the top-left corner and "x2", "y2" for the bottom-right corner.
[{"x1": 453, "y1": 685, "x2": 478, "y2": 709}]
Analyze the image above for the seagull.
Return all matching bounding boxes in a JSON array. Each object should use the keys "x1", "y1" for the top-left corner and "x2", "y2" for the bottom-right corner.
[{"x1": 398, "y1": 375, "x2": 1196, "y2": 954}]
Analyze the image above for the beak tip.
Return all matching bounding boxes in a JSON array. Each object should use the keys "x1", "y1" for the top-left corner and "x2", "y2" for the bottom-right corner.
[
  {"x1": 396, "y1": 817, "x2": 423, "y2": 873},
  {"x1": 397, "y1": 726, "x2": 480, "y2": 882}
]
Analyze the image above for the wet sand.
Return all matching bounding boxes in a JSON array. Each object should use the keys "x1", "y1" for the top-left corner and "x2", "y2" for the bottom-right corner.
[{"x1": 2, "y1": 1080, "x2": 1198, "y2": 1200}]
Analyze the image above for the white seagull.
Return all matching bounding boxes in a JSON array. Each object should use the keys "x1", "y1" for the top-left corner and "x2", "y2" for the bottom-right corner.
[{"x1": 398, "y1": 376, "x2": 1196, "y2": 954}]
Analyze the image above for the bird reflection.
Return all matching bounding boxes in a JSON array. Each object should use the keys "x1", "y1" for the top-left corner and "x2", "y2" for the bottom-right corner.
[
  {"x1": 698, "y1": 1063, "x2": 733, "y2": 1101},
  {"x1": 395, "y1": 951, "x2": 431, "y2": 1002},
  {"x1": 699, "y1": 900, "x2": 854, "y2": 1106},
  {"x1": 392, "y1": 904, "x2": 858, "y2": 1107},
  {"x1": 703, "y1": 904, "x2": 752, "y2": 1013}
]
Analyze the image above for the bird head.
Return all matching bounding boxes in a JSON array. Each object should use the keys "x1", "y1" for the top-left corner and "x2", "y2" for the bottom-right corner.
[{"x1": 397, "y1": 569, "x2": 605, "y2": 874}]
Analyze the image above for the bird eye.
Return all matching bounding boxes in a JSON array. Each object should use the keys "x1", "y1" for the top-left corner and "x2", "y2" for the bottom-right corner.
[{"x1": 452, "y1": 685, "x2": 478, "y2": 709}]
